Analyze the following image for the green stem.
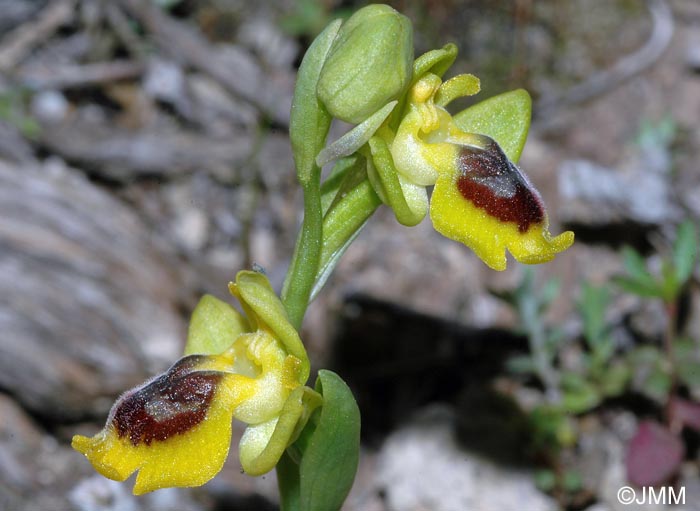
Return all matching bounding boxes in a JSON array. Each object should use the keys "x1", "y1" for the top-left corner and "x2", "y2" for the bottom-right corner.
[
  {"x1": 282, "y1": 179, "x2": 323, "y2": 330},
  {"x1": 663, "y1": 299, "x2": 679, "y2": 429}
]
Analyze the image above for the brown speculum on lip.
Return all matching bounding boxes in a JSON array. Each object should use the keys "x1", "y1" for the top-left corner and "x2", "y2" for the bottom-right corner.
[
  {"x1": 456, "y1": 138, "x2": 545, "y2": 233},
  {"x1": 111, "y1": 356, "x2": 223, "y2": 446}
]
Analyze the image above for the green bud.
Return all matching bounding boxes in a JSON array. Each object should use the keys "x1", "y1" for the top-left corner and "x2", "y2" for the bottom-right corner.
[{"x1": 317, "y1": 4, "x2": 413, "y2": 124}]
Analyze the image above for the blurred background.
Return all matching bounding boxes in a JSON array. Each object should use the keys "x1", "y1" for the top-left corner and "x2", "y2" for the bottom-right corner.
[{"x1": 1, "y1": 0, "x2": 699, "y2": 510}]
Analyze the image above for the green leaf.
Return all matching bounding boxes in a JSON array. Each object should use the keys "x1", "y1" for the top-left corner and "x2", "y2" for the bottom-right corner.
[
  {"x1": 577, "y1": 283, "x2": 613, "y2": 359},
  {"x1": 617, "y1": 247, "x2": 662, "y2": 298},
  {"x1": 453, "y1": 89, "x2": 532, "y2": 163},
  {"x1": 538, "y1": 277, "x2": 561, "y2": 313},
  {"x1": 534, "y1": 469, "x2": 556, "y2": 492},
  {"x1": 641, "y1": 368, "x2": 672, "y2": 402},
  {"x1": 677, "y1": 360, "x2": 700, "y2": 390},
  {"x1": 299, "y1": 370, "x2": 360, "y2": 511},
  {"x1": 185, "y1": 295, "x2": 249, "y2": 355},
  {"x1": 560, "y1": 371, "x2": 601, "y2": 413},
  {"x1": 673, "y1": 220, "x2": 697, "y2": 286},
  {"x1": 290, "y1": 19, "x2": 341, "y2": 186},
  {"x1": 562, "y1": 470, "x2": 583, "y2": 493},
  {"x1": 277, "y1": 451, "x2": 301, "y2": 511},
  {"x1": 611, "y1": 275, "x2": 663, "y2": 299},
  {"x1": 598, "y1": 362, "x2": 631, "y2": 397}
]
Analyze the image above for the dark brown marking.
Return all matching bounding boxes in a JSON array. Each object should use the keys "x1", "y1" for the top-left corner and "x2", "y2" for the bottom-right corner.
[
  {"x1": 456, "y1": 138, "x2": 544, "y2": 233},
  {"x1": 110, "y1": 356, "x2": 223, "y2": 446}
]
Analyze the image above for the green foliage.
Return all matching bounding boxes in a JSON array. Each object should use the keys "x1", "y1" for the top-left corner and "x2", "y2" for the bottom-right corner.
[
  {"x1": 280, "y1": 370, "x2": 361, "y2": 511},
  {"x1": 613, "y1": 221, "x2": 697, "y2": 303}
]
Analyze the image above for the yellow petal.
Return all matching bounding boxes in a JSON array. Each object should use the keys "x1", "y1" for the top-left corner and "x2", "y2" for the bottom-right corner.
[
  {"x1": 72, "y1": 355, "x2": 256, "y2": 494},
  {"x1": 430, "y1": 139, "x2": 573, "y2": 271}
]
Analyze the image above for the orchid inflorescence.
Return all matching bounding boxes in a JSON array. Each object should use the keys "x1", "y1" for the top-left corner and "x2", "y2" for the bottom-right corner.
[{"x1": 73, "y1": 4, "x2": 573, "y2": 510}]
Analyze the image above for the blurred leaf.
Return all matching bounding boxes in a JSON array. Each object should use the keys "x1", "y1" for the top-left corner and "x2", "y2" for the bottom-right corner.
[
  {"x1": 453, "y1": 89, "x2": 532, "y2": 163},
  {"x1": 562, "y1": 470, "x2": 583, "y2": 493},
  {"x1": 538, "y1": 278, "x2": 561, "y2": 314},
  {"x1": 612, "y1": 275, "x2": 663, "y2": 299},
  {"x1": 642, "y1": 367, "x2": 672, "y2": 402},
  {"x1": 534, "y1": 469, "x2": 556, "y2": 492},
  {"x1": 299, "y1": 370, "x2": 360, "y2": 511},
  {"x1": 620, "y1": 247, "x2": 659, "y2": 290},
  {"x1": 626, "y1": 420, "x2": 684, "y2": 486},
  {"x1": 560, "y1": 371, "x2": 601, "y2": 413},
  {"x1": 673, "y1": 221, "x2": 697, "y2": 286},
  {"x1": 545, "y1": 327, "x2": 567, "y2": 353},
  {"x1": 577, "y1": 283, "x2": 613, "y2": 360},
  {"x1": 529, "y1": 405, "x2": 577, "y2": 450},
  {"x1": 185, "y1": 295, "x2": 249, "y2": 355},
  {"x1": 660, "y1": 259, "x2": 681, "y2": 302},
  {"x1": 677, "y1": 360, "x2": 700, "y2": 390},
  {"x1": 598, "y1": 362, "x2": 631, "y2": 397}
]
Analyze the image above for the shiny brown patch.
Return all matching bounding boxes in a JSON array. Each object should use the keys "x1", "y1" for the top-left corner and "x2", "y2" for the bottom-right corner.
[
  {"x1": 456, "y1": 139, "x2": 544, "y2": 233},
  {"x1": 111, "y1": 356, "x2": 223, "y2": 446}
]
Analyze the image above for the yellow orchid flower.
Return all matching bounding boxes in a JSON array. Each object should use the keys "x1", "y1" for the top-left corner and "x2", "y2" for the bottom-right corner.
[
  {"x1": 385, "y1": 73, "x2": 574, "y2": 271},
  {"x1": 72, "y1": 271, "x2": 321, "y2": 495}
]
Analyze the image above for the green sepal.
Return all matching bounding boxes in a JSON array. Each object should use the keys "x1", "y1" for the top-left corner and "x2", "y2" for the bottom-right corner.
[
  {"x1": 230, "y1": 271, "x2": 310, "y2": 383},
  {"x1": 453, "y1": 89, "x2": 532, "y2": 163},
  {"x1": 185, "y1": 294, "x2": 250, "y2": 355},
  {"x1": 367, "y1": 135, "x2": 426, "y2": 226},
  {"x1": 316, "y1": 100, "x2": 397, "y2": 168},
  {"x1": 298, "y1": 370, "x2": 360, "y2": 511},
  {"x1": 290, "y1": 19, "x2": 341, "y2": 187},
  {"x1": 240, "y1": 386, "x2": 323, "y2": 476}
]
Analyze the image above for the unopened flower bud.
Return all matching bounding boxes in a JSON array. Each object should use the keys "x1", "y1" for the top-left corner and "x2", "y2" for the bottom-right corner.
[{"x1": 317, "y1": 4, "x2": 413, "y2": 124}]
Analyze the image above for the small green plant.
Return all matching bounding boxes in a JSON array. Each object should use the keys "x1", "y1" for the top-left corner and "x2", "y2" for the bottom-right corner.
[
  {"x1": 499, "y1": 221, "x2": 700, "y2": 496},
  {"x1": 613, "y1": 221, "x2": 699, "y2": 486},
  {"x1": 72, "y1": 5, "x2": 573, "y2": 509}
]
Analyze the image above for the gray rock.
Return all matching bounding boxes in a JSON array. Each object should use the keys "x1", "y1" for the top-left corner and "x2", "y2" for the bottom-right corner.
[
  {"x1": 558, "y1": 158, "x2": 678, "y2": 229},
  {"x1": 0, "y1": 159, "x2": 187, "y2": 420},
  {"x1": 375, "y1": 406, "x2": 557, "y2": 511}
]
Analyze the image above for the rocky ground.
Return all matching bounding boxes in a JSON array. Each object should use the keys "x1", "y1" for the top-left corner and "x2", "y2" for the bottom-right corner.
[{"x1": 1, "y1": 1, "x2": 699, "y2": 510}]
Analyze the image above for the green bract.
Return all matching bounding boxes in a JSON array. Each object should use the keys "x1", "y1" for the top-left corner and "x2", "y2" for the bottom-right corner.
[{"x1": 317, "y1": 4, "x2": 413, "y2": 124}]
